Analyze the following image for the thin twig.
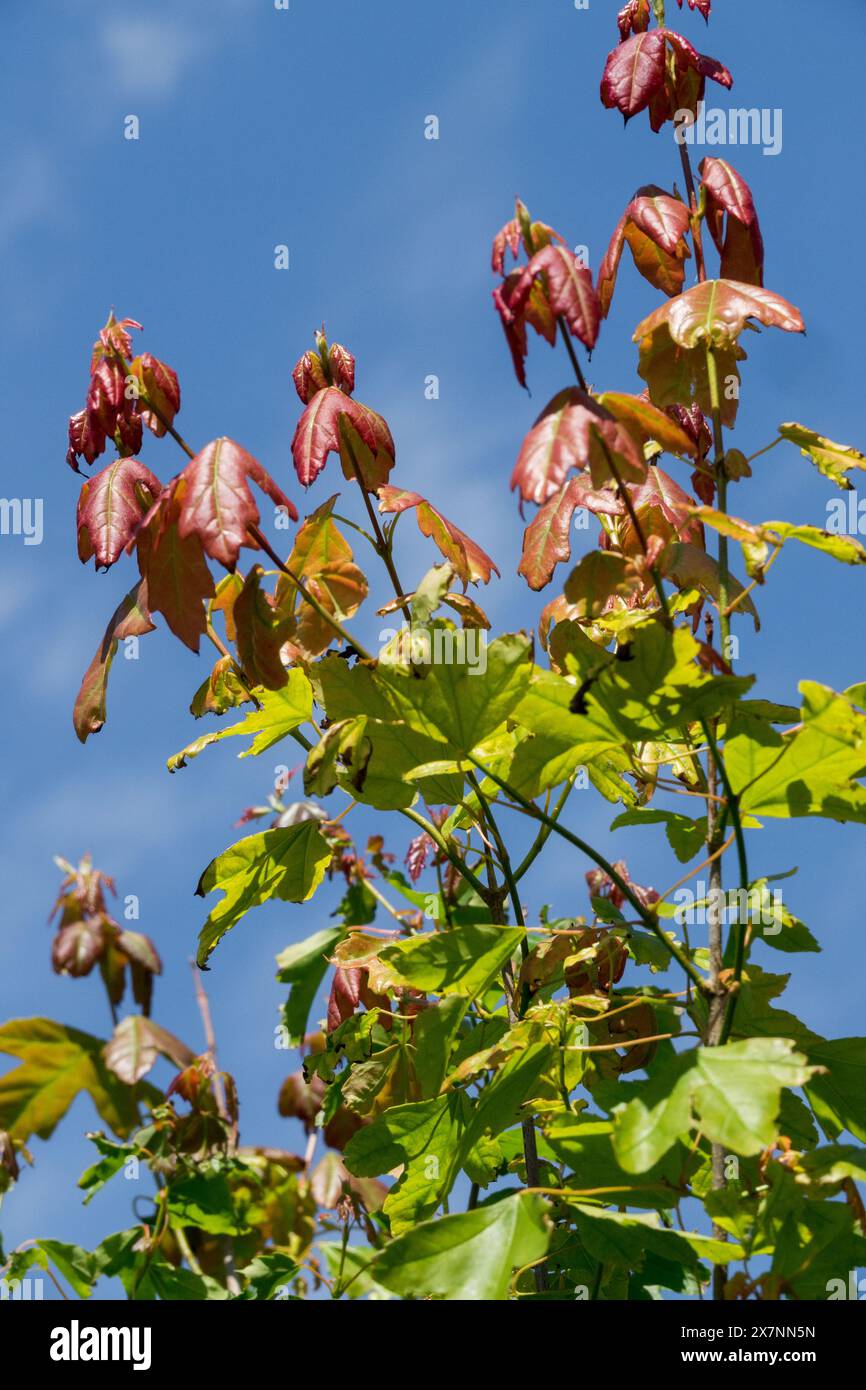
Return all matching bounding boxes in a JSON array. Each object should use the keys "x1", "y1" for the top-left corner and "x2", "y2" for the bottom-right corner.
[
  {"x1": 655, "y1": 832, "x2": 735, "y2": 907},
  {"x1": 467, "y1": 755, "x2": 709, "y2": 992},
  {"x1": 340, "y1": 428, "x2": 412, "y2": 622},
  {"x1": 188, "y1": 962, "x2": 241, "y2": 1296}
]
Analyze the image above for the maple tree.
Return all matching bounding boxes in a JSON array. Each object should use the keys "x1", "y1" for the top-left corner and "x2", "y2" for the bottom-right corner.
[{"x1": 3, "y1": 0, "x2": 866, "y2": 1303}]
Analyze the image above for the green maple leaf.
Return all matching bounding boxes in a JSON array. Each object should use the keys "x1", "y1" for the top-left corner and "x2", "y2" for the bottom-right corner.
[
  {"x1": 377, "y1": 633, "x2": 532, "y2": 754},
  {"x1": 380, "y1": 924, "x2": 525, "y2": 998},
  {"x1": 168, "y1": 671, "x2": 313, "y2": 770},
  {"x1": 0, "y1": 1019, "x2": 146, "y2": 1141},
  {"x1": 613, "y1": 1037, "x2": 817, "y2": 1171},
  {"x1": 195, "y1": 822, "x2": 331, "y2": 966},
  {"x1": 368, "y1": 1192, "x2": 551, "y2": 1300},
  {"x1": 729, "y1": 683, "x2": 866, "y2": 822},
  {"x1": 779, "y1": 421, "x2": 866, "y2": 491}
]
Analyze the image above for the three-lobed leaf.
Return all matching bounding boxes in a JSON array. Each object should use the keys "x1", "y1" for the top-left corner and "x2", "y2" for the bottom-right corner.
[{"x1": 195, "y1": 822, "x2": 332, "y2": 966}]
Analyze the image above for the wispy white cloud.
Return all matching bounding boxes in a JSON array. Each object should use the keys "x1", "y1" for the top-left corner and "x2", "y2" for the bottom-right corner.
[
  {"x1": 100, "y1": 16, "x2": 207, "y2": 100},
  {"x1": 99, "y1": 0, "x2": 256, "y2": 99}
]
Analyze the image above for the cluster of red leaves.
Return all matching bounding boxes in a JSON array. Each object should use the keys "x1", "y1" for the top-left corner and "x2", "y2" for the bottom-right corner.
[
  {"x1": 598, "y1": 187, "x2": 692, "y2": 316},
  {"x1": 49, "y1": 854, "x2": 161, "y2": 1015},
  {"x1": 497, "y1": 104, "x2": 796, "y2": 608},
  {"x1": 378, "y1": 486, "x2": 499, "y2": 587},
  {"x1": 700, "y1": 156, "x2": 764, "y2": 286},
  {"x1": 601, "y1": 26, "x2": 731, "y2": 130},
  {"x1": 288, "y1": 335, "x2": 498, "y2": 586},
  {"x1": 293, "y1": 337, "x2": 355, "y2": 402},
  {"x1": 598, "y1": 158, "x2": 761, "y2": 316},
  {"x1": 512, "y1": 387, "x2": 700, "y2": 590},
  {"x1": 492, "y1": 199, "x2": 601, "y2": 388},
  {"x1": 405, "y1": 809, "x2": 450, "y2": 883},
  {"x1": 617, "y1": 0, "x2": 711, "y2": 40},
  {"x1": 633, "y1": 279, "x2": 804, "y2": 428},
  {"x1": 290, "y1": 334, "x2": 395, "y2": 489},
  {"x1": 587, "y1": 861, "x2": 659, "y2": 912},
  {"x1": 67, "y1": 314, "x2": 180, "y2": 473},
  {"x1": 69, "y1": 313, "x2": 505, "y2": 744},
  {"x1": 78, "y1": 434, "x2": 298, "y2": 656}
]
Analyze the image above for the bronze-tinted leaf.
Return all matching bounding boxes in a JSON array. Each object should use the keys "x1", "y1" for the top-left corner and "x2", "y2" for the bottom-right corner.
[
  {"x1": 293, "y1": 349, "x2": 329, "y2": 404},
  {"x1": 52, "y1": 919, "x2": 106, "y2": 977},
  {"x1": 67, "y1": 408, "x2": 107, "y2": 472},
  {"x1": 666, "y1": 403, "x2": 712, "y2": 460},
  {"x1": 600, "y1": 29, "x2": 668, "y2": 121},
  {"x1": 491, "y1": 216, "x2": 523, "y2": 275},
  {"x1": 564, "y1": 551, "x2": 640, "y2": 618},
  {"x1": 596, "y1": 392, "x2": 698, "y2": 459},
  {"x1": 596, "y1": 209, "x2": 630, "y2": 320},
  {"x1": 617, "y1": 0, "x2": 651, "y2": 40},
  {"x1": 337, "y1": 412, "x2": 394, "y2": 493},
  {"x1": 518, "y1": 477, "x2": 623, "y2": 592},
  {"x1": 279, "y1": 1070, "x2": 325, "y2": 1128},
  {"x1": 700, "y1": 157, "x2": 764, "y2": 286},
  {"x1": 328, "y1": 968, "x2": 363, "y2": 1032},
  {"x1": 377, "y1": 487, "x2": 499, "y2": 586},
  {"x1": 519, "y1": 244, "x2": 600, "y2": 351},
  {"x1": 73, "y1": 582, "x2": 156, "y2": 743},
  {"x1": 177, "y1": 437, "x2": 297, "y2": 571},
  {"x1": 492, "y1": 273, "x2": 531, "y2": 387},
  {"x1": 598, "y1": 189, "x2": 691, "y2": 316},
  {"x1": 328, "y1": 342, "x2": 356, "y2": 395},
  {"x1": 190, "y1": 655, "x2": 250, "y2": 718},
  {"x1": 513, "y1": 389, "x2": 607, "y2": 505},
  {"x1": 292, "y1": 387, "x2": 395, "y2": 488},
  {"x1": 634, "y1": 280, "x2": 804, "y2": 424},
  {"x1": 635, "y1": 279, "x2": 803, "y2": 349},
  {"x1": 512, "y1": 388, "x2": 646, "y2": 505},
  {"x1": 623, "y1": 194, "x2": 691, "y2": 299},
  {"x1": 276, "y1": 497, "x2": 368, "y2": 657},
  {"x1": 77, "y1": 457, "x2": 163, "y2": 570},
  {"x1": 662, "y1": 31, "x2": 732, "y2": 131},
  {"x1": 629, "y1": 191, "x2": 691, "y2": 257},
  {"x1": 663, "y1": 541, "x2": 759, "y2": 628},
  {"x1": 112, "y1": 409, "x2": 143, "y2": 461},
  {"x1": 132, "y1": 353, "x2": 181, "y2": 438},
  {"x1": 442, "y1": 592, "x2": 490, "y2": 629},
  {"x1": 104, "y1": 1016, "x2": 194, "y2": 1086},
  {"x1": 134, "y1": 478, "x2": 215, "y2": 652},
  {"x1": 86, "y1": 357, "x2": 125, "y2": 431},
  {"x1": 234, "y1": 566, "x2": 292, "y2": 690},
  {"x1": 628, "y1": 466, "x2": 704, "y2": 547}
]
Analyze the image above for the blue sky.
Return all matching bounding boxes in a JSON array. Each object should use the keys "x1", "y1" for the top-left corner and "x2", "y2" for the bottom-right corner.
[{"x1": 2, "y1": 0, "x2": 864, "y2": 1292}]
